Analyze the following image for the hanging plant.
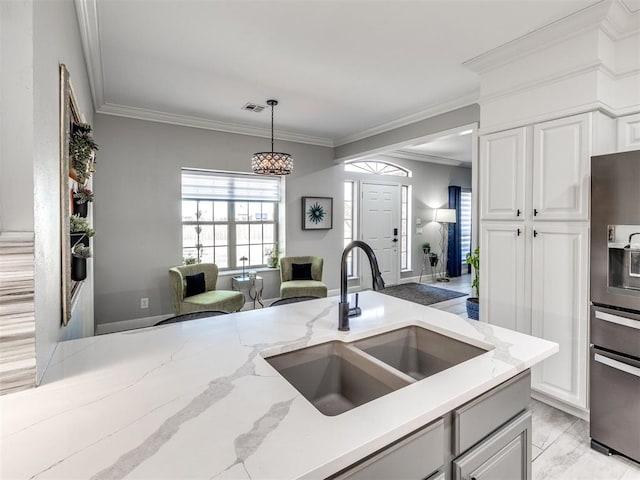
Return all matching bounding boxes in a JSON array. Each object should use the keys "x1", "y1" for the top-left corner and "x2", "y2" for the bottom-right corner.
[{"x1": 69, "y1": 122, "x2": 98, "y2": 184}]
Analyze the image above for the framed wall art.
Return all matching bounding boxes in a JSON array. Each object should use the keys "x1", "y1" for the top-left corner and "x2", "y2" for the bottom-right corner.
[{"x1": 302, "y1": 196, "x2": 333, "y2": 230}]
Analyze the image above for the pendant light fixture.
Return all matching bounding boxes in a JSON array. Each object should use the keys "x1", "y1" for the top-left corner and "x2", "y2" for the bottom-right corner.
[{"x1": 252, "y1": 99, "x2": 293, "y2": 176}]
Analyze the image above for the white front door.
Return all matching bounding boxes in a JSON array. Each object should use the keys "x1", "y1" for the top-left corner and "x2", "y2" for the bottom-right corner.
[{"x1": 360, "y1": 182, "x2": 400, "y2": 286}]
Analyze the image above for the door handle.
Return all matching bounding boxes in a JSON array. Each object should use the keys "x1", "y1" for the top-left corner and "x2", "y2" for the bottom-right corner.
[{"x1": 595, "y1": 353, "x2": 640, "y2": 378}]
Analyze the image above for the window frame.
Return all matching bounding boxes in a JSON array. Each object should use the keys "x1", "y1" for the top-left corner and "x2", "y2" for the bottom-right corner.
[{"x1": 181, "y1": 170, "x2": 281, "y2": 270}]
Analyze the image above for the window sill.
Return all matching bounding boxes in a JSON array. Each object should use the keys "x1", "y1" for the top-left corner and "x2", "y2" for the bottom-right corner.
[
  {"x1": 219, "y1": 266, "x2": 280, "y2": 277},
  {"x1": 401, "y1": 269, "x2": 413, "y2": 273}
]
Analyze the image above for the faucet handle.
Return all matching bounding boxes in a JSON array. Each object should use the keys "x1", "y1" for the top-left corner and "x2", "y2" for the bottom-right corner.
[{"x1": 348, "y1": 293, "x2": 362, "y2": 318}]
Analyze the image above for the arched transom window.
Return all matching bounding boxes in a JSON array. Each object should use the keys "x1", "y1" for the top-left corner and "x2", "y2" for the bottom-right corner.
[{"x1": 344, "y1": 160, "x2": 410, "y2": 177}]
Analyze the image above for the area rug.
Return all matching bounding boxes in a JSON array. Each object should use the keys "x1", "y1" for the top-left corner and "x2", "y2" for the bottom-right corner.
[{"x1": 380, "y1": 282, "x2": 467, "y2": 306}]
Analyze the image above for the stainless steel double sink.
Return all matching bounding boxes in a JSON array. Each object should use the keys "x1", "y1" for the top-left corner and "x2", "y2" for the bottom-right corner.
[{"x1": 265, "y1": 326, "x2": 488, "y2": 416}]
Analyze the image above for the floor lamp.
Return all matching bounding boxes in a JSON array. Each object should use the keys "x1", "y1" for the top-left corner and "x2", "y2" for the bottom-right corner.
[{"x1": 434, "y1": 208, "x2": 456, "y2": 282}]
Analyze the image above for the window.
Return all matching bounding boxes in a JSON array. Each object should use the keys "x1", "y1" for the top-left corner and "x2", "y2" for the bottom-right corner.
[
  {"x1": 181, "y1": 169, "x2": 281, "y2": 269},
  {"x1": 345, "y1": 160, "x2": 410, "y2": 177},
  {"x1": 401, "y1": 185, "x2": 410, "y2": 270},
  {"x1": 460, "y1": 190, "x2": 472, "y2": 267},
  {"x1": 344, "y1": 181, "x2": 356, "y2": 276}
]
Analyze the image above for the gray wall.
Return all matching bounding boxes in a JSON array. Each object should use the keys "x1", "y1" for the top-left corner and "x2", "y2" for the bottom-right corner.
[
  {"x1": 33, "y1": 0, "x2": 94, "y2": 378},
  {"x1": 93, "y1": 113, "x2": 471, "y2": 326},
  {"x1": 335, "y1": 104, "x2": 479, "y2": 161},
  {"x1": 0, "y1": 1, "x2": 34, "y2": 232},
  {"x1": 93, "y1": 115, "x2": 340, "y2": 326},
  {"x1": 0, "y1": 0, "x2": 94, "y2": 381}
]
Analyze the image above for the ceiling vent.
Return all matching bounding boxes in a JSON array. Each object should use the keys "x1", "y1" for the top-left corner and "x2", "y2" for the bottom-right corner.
[{"x1": 242, "y1": 102, "x2": 265, "y2": 113}]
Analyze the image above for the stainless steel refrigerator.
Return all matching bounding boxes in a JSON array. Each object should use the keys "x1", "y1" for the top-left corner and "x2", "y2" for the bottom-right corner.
[{"x1": 590, "y1": 150, "x2": 640, "y2": 463}]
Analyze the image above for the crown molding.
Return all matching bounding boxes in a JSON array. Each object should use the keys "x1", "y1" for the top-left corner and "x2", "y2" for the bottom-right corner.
[
  {"x1": 75, "y1": 0, "x2": 104, "y2": 110},
  {"x1": 76, "y1": 0, "x2": 478, "y2": 150},
  {"x1": 383, "y1": 150, "x2": 469, "y2": 168},
  {"x1": 601, "y1": 0, "x2": 640, "y2": 40},
  {"x1": 464, "y1": 1, "x2": 613, "y2": 75},
  {"x1": 333, "y1": 90, "x2": 479, "y2": 147},
  {"x1": 97, "y1": 103, "x2": 335, "y2": 147}
]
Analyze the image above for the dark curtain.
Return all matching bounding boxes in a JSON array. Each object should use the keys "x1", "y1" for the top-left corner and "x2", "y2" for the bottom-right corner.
[{"x1": 447, "y1": 186, "x2": 462, "y2": 278}]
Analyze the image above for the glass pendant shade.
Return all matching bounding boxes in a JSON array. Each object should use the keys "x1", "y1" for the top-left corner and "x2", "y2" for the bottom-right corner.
[
  {"x1": 252, "y1": 99, "x2": 293, "y2": 176},
  {"x1": 251, "y1": 151, "x2": 293, "y2": 175}
]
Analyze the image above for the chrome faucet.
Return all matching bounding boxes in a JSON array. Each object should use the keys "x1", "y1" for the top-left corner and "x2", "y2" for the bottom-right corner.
[{"x1": 339, "y1": 240, "x2": 385, "y2": 331}]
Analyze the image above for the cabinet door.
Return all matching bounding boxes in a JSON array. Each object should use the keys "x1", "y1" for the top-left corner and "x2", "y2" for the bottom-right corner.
[
  {"x1": 532, "y1": 113, "x2": 590, "y2": 221},
  {"x1": 480, "y1": 223, "x2": 528, "y2": 333},
  {"x1": 480, "y1": 128, "x2": 527, "y2": 221},
  {"x1": 530, "y1": 223, "x2": 588, "y2": 408},
  {"x1": 453, "y1": 411, "x2": 532, "y2": 480},
  {"x1": 617, "y1": 113, "x2": 640, "y2": 152}
]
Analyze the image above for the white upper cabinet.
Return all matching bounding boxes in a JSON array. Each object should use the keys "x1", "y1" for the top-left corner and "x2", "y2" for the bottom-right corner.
[
  {"x1": 480, "y1": 128, "x2": 527, "y2": 221},
  {"x1": 532, "y1": 113, "x2": 590, "y2": 221},
  {"x1": 617, "y1": 113, "x2": 640, "y2": 152}
]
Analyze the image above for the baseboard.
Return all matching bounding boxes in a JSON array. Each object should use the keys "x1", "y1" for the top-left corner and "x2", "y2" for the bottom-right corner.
[
  {"x1": 95, "y1": 314, "x2": 172, "y2": 335},
  {"x1": 531, "y1": 390, "x2": 589, "y2": 421}
]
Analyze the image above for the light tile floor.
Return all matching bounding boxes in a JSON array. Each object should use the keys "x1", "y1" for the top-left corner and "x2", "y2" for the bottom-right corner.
[{"x1": 423, "y1": 274, "x2": 640, "y2": 480}]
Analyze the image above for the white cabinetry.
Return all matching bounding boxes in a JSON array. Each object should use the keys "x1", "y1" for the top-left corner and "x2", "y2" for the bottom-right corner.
[
  {"x1": 530, "y1": 223, "x2": 588, "y2": 407},
  {"x1": 617, "y1": 113, "x2": 640, "y2": 152},
  {"x1": 480, "y1": 128, "x2": 527, "y2": 221},
  {"x1": 480, "y1": 223, "x2": 527, "y2": 333},
  {"x1": 479, "y1": 112, "x2": 595, "y2": 411},
  {"x1": 532, "y1": 114, "x2": 590, "y2": 221}
]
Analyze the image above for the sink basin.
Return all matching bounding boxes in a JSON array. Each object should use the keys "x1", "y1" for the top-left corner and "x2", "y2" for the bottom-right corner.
[
  {"x1": 354, "y1": 326, "x2": 487, "y2": 381},
  {"x1": 265, "y1": 326, "x2": 489, "y2": 416},
  {"x1": 266, "y1": 341, "x2": 411, "y2": 416}
]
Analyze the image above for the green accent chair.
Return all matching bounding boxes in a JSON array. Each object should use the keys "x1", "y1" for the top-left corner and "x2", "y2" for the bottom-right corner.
[
  {"x1": 279, "y1": 256, "x2": 328, "y2": 299},
  {"x1": 169, "y1": 263, "x2": 244, "y2": 315}
]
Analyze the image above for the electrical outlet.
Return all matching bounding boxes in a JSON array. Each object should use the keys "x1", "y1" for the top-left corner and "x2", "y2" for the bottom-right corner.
[{"x1": 140, "y1": 298, "x2": 149, "y2": 309}]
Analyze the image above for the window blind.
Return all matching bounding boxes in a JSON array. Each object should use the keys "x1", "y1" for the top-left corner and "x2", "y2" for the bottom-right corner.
[{"x1": 181, "y1": 169, "x2": 281, "y2": 202}]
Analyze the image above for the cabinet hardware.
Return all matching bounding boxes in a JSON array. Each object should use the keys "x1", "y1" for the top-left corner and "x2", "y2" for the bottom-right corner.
[
  {"x1": 517, "y1": 228, "x2": 521, "y2": 236},
  {"x1": 516, "y1": 209, "x2": 521, "y2": 217},
  {"x1": 533, "y1": 208, "x2": 538, "y2": 216},
  {"x1": 533, "y1": 230, "x2": 538, "y2": 237}
]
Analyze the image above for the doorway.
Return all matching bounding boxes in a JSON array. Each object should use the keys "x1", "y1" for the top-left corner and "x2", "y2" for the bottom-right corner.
[{"x1": 360, "y1": 182, "x2": 400, "y2": 286}]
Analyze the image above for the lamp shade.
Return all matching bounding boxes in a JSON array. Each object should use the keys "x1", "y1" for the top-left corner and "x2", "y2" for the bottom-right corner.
[{"x1": 434, "y1": 208, "x2": 456, "y2": 223}]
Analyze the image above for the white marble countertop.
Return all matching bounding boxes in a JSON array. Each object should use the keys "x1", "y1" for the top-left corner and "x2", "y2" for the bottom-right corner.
[{"x1": 0, "y1": 292, "x2": 557, "y2": 480}]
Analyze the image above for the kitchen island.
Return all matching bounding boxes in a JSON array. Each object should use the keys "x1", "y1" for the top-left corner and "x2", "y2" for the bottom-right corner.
[{"x1": 0, "y1": 291, "x2": 557, "y2": 479}]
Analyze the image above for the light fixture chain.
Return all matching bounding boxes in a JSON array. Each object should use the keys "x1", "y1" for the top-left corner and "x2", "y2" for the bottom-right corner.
[{"x1": 271, "y1": 101, "x2": 274, "y2": 153}]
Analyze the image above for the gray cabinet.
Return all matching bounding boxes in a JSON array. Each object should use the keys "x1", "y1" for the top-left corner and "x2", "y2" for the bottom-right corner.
[
  {"x1": 452, "y1": 411, "x2": 532, "y2": 480},
  {"x1": 333, "y1": 371, "x2": 531, "y2": 480},
  {"x1": 333, "y1": 418, "x2": 444, "y2": 480}
]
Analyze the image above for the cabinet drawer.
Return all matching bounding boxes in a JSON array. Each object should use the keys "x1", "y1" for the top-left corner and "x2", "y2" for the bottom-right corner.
[
  {"x1": 453, "y1": 410, "x2": 532, "y2": 480},
  {"x1": 333, "y1": 418, "x2": 444, "y2": 480},
  {"x1": 453, "y1": 370, "x2": 530, "y2": 455}
]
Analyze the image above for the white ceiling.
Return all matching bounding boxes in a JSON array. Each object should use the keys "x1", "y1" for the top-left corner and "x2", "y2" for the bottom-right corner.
[
  {"x1": 400, "y1": 130, "x2": 473, "y2": 165},
  {"x1": 88, "y1": 0, "x2": 601, "y2": 146}
]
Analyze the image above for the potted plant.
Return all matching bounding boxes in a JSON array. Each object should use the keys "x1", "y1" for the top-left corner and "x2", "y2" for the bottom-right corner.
[
  {"x1": 266, "y1": 242, "x2": 280, "y2": 268},
  {"x1": 70, "y1": 214, "x2": 95, "y2": 247},
  {"x1": 71, "y1": 244, "x2": 91, "y2": 281},
  {"x1": 466, "y1": 247, "x2": 480, "y2": 320},
  {"x1": 422, "y1": 241, "x2": 431, "y2": 254},
  {"x1": 428, "y1": 252, "x2": 438, "y2": 267},
  {"x1": 69, "y1": 122, "x2": 98, "y2": 185},
  {"x1": 72, "y1": 188, "x2": 94, "y2": 217}
]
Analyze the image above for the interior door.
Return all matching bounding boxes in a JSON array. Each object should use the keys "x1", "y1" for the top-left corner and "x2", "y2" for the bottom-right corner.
[{"x1": 361, "y1": 182, "x2": 400, "y2": 286}]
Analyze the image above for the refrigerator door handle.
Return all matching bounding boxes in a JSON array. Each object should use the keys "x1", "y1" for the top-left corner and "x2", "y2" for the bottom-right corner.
[
  {"x1": 595, "y1": 310, "x2": 640, "y2": 330},
  {"x1": 594, "y1": 353, "x2": 640, "y2": 378}
]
